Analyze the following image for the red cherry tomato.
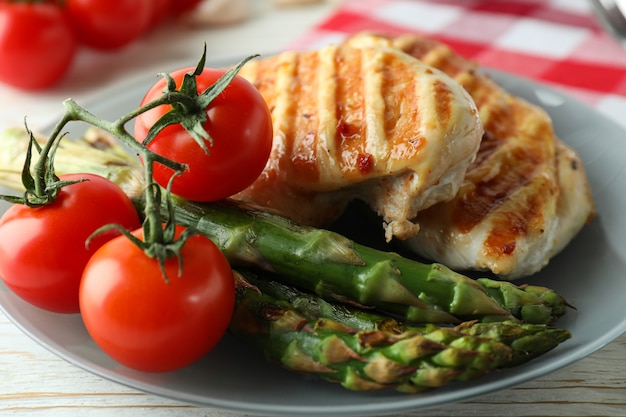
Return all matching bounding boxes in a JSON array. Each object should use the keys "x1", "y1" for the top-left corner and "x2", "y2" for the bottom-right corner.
[
  {"x1": 65, "y1": 0, "x2": 152, "y2": 50},
  {"x1": 145, "y1": 0, "x2": 172, "y2": 31},
  {"x1": 173, "y1": 0, "x2": 203, "y2": 16},
  {"x1": 80, "y1": 225, "x2": 235, "y2": 372},
  {"x1": 0, "y1": 2, "x2": 77, "y2": 90},
  {"x1": 0, "y1": 174, "x2": 141, "y2": 313},
  {"x1": 133, "y1": 67, "x2": 273, "y2": 202}
]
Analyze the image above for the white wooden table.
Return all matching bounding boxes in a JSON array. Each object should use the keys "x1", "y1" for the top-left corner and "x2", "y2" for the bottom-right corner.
[
  {"x1": 1, "y1": 1, "x2": 625, "y2": 416},
  {"x1": 2, "y1": 315, "x2": 624, "y2": 417}
]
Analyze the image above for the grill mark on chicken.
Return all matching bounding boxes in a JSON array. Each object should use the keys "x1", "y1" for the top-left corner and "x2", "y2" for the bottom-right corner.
[
  {"x1": 314, "y1": 45, "x2": 339, "y2": 183},
  {"x1": 454, "y1": 97, "x2": 556, "y2": 233},
  {"x1": 362, "y1": 48, "x2": 385, "y2": 176},
  {"x1": 381, "y1": 55, "x2": 397, "y2": 161},
  {"x1": 290, "y1": 51, "x2": 320, "y2": 184},
  {"x1": 470, "y1": 132, "x2": 503, "y2": 170},
  {"x1": 335, "y1": 46, "x2": 368, "y2": 179},
  {"x1": 382, "y1": 51, "x2": 423, "y2": 167}
]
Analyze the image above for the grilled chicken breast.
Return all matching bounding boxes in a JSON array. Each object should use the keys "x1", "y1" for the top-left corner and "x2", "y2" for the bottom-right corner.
[
  {"x1": 234, "y1": 43, "x2": 483, "y2": 239},
  {"x1": 346, "y1": 33, "x2": 595, "y2": 279}
]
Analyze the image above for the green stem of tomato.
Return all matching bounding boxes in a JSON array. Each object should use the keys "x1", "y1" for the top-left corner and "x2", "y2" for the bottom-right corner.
[
  {"x1": 60, "y1": 98, "x2": 186, "y2": 173},
  {"x1": 116, "y1": 91, "x2": 201, "y2": 129},
  {"x1": 31, "y1": 112, "x2": 72, "y2": 197},
  {"x1": 141, "y1": 153, "x2": 165, "y2": 248},
  {"x1": 56, "y1": 98, "x2": 186, "y2": 251},
  {"x1": 20, "y1": 94, "x2": 188, "y2": 255}
]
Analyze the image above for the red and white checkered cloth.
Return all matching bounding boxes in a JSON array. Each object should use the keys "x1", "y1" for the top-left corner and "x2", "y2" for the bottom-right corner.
[{"x1": 287, "y1": 0, "x2": 626, "y2": 128}]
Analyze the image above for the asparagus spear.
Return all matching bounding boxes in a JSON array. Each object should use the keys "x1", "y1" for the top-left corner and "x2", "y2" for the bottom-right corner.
[
  {"x1": 231, "y1": 271, "x2": 513, "y2": 392},
  {"x1": 0, "y1": 127, "x2": 571, "y2": 324},
  {"x1": 238, "y1": 268, "x2": 572, "y2": 366},
  {"x1": 476, "y1": 278, "x2": 571, "y2": 324},
  {"x1": 169, "y1": 196, "x2": 571, "y2": 324},
  {"x1": 232, "y1": 271, "x2": 571, "y2": 392},
  {"x1": 454, "y1": 320, "x2": 572, "y2": 367}
]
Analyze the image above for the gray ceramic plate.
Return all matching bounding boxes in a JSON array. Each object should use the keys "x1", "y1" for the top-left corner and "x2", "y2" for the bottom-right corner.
[{"x1": 1, "y1": 66, "x2": 626, "y2": 416}]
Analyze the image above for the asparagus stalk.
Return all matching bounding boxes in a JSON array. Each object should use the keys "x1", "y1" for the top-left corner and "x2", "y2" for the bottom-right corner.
[
  {"x1": 232, "y1": 270, "x2": 571, "y2": 392},
  {"x1": 231, "y1": 271, "x2": 513, "y2": 392},
  {"x1": 238, "y1": 269, "x2": 572, "y2": 366},
  {"x1": 169, "y1": 196, "x2": 571, "y2": 324},
  {"x1": 454, "y1": 320, "x2": 572, "y2": 367},
  {"x1": 476, "y1": 278, "x2": 571, "y2": 324},
  {"x1": 0, "y1": 127, "x2": 571, "y2": 324}
]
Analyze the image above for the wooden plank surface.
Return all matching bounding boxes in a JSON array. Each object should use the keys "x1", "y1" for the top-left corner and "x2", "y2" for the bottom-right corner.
[{"x1": 2, "y1": 311, "x2": 625, "y2": 417}]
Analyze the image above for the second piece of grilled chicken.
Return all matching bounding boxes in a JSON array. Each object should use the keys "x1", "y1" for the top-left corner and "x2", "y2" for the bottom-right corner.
[
  {"x1": 346, "y1": 33, "x2": 595, "y2": 279},
  {"x1": 234, "y1": 43, "x2": 483, "y2": 240}
]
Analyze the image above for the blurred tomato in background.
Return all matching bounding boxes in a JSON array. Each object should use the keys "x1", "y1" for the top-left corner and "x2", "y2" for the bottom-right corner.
[
  {"x1": 64, "y1": 0, "x2": 154, "y2": 51},
  {"x1": 0, "y1": 0, "x2": 204, "y2": 91},
  {"x1": 0, "y1": 1, "x2": 77, "y2": 90}
]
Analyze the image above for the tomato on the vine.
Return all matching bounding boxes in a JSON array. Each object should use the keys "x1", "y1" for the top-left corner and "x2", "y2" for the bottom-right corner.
[
  {"x1": 79, "y1": 225, "x2": 235, "y2": 372},
  {"x1": 0, "y1": 174, "x2": 141, "y2": 313},
  {"x1": 65, "y1": 0, "x2": 152, "y2": 51},
  {"x1": 0, "y1": 2, "x2": 77, "y2": 90},
  {"x1": 133, "y1": 67, "x2": 273, "y2": 202}
]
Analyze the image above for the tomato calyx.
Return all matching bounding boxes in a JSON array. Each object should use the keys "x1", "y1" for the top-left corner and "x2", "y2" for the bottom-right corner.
[
  {"x1": 141, "y1": 45, "x2": 259, "y2": 156},
  {"x1": 90, "y1": 177, "x2": 198, "y2": 283},
  {"x1": 0, "y1": 124, "x2": 84, "y2": 207}
]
